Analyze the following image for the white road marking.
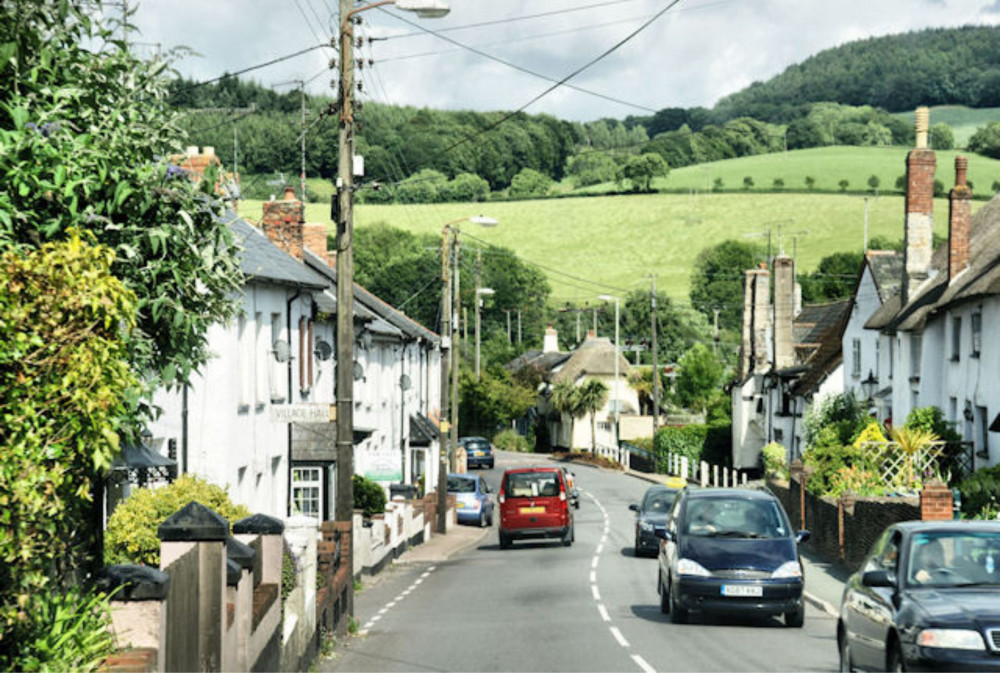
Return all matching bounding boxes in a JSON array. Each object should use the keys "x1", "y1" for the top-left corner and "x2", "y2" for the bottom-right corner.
[
  {"x1": 370, "y1": 614, "x2": 382, "y2": 623},
  {"x1": 597, "y1": 604, "x2": 611, "y2": 622},
  {"x1": 590, "y1": 570, "x2": 597, "y2": 583},
  {"x1": 591, "y1": 584, "x2": 601, "y2": 601},
  {"x1": 378, "y1": 608, "x2": 388, "y2": 615},
  {"x1": 610, "y1": 626, "x2": 629, "y2": 648},
  {"x1": 632, "y1": 654, "x2": 657, "y2": 673},
  {"x1": 591, "y1": 556, "x2": 600, "y2": 569},
  {"x1": 596, "y1": 543, "x2": 605, "y2": 555}
]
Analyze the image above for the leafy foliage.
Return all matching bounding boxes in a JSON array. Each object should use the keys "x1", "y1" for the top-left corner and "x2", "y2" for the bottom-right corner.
[
  {"x1": 353, "y1": 474, "x2": 387, "y2": 518},
  {"x1": 618, "y1": 153, "x2": 668, "y2": 192},
  {"x1": 799, "y1": 251, "x2": 863, "y2": 303},
  {"x1": 653, "y1": 423, "x2": 731, "y2": 469},
  {"x1": 761, "y1": 442, "x2": 789, "y2": 480},
  {"x1": 0, "y1": 232, "x2": 138, "y2": 647},
  {"x1": 957, "y1": 464, "x2": 1000, "y2": 519},
  {"x1": 0, "y1": 2, "x2": 243, "y2": 416},
  {"x1": 672, "y1": 343, "x2": 725, "y2": 412},
  {"x1": 458, "y1": 368, "x2": 537, "y2": 436},
  {"x1": 493, "y1": 429, "x2": 531, "y2": 453},
  {"x1": 104, "y1": 474, "x2": 250, "y2": 567},
  {"x1": 689, "y1": 239, "x2": 766, "y2": 331}
]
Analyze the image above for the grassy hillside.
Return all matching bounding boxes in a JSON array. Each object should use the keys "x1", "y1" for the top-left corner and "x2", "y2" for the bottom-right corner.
[
  {"x1": 241, "y1": 146, "x2": 998, "y2": 305},
  {"x1": 893, "y1": 106, "x2": 1000, "y2": 147}
]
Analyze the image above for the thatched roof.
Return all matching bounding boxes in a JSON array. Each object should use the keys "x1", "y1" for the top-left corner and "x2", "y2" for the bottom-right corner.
[{"x1": 551, "y1": 336, "x2": 631, "y2": 384}]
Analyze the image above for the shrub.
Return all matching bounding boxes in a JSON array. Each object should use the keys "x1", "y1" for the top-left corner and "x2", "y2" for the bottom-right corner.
[
  {"x1": 742, "y1": 176, "x2": 754, "y2": 190},
  {"x1": 838, "y1": 179, "x2": 849, "y2": 192},
  {"x1": 803, "y1": 427, "x2": 866, "y2": 496},
  {"x1": 494, "y1": 428, "x2": 530, "y2": 452},
  {"x1": 654, "y1": 422, "x2": 731, "y2": 470},
  {"x1": 104, "y1": 474, "x2": 251, "y2": 566},
  {"x1": 761, "y1": 442, "x2": 788, "y2": 479},
  {"x1": 958, "y1": 464, "x2": 1000, "y2": 518},
  {"x1": 353, "y1": 474, "x2": 387, "y2": 518}
]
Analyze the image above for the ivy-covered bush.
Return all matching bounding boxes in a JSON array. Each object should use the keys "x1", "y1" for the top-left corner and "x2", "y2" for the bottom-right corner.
[
  {"x1": 104, "y1": 474, "x2": 250, "y2": 566},
  {"x1": 353, "y1": 474, "x2": 388, "y2": 518},
  {"x1": 494, "y1": 428, "x2": 530, "y2": 452}
]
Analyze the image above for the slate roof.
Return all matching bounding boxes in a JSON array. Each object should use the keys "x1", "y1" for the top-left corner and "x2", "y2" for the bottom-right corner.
[
  {"x1": 867, "y1": 195, "x2": 1000, "y2": 332},
  {"x1": 228, "y1": 213, "x2": 328, "y2": 289},
  {"x1": 788, "y1": 300, "x2": 851, "y2": 397},
  {"x1": 866, "y1": 250, "x2": 903, "y2": 302}
]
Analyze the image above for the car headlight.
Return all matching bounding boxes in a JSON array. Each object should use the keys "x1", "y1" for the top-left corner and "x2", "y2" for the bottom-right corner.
[
  {"x1": 639, "y1": 521, "x2": 655, "y2": 532},
  {"x1": 676, "y1": 558, "x2": 711, "y2": 577},
  {"x1": 917, "y1": 629, "x2": 986, "y2": 651},
  {"x1": 771, "y1": 561, "x2": 803, "y2": 579}
]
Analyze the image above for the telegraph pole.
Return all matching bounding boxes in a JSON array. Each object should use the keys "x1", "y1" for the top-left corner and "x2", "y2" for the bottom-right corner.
[
  {"x1": 437, "y1": 227, "x2": 451, "y2": 534},
  {"x1": 299, "y1": 80, "x2": 307, "y2": 203},
  {"x1": 450, "y1": 233, "x2": 460, "y2": 471},
  {"x1": 651, "y1": 275, "x2": 661, "y2": 433}
]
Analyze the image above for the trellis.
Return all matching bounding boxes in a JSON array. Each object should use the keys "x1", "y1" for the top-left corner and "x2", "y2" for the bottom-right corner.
[{"x1": 860, "y1": 440, "x2": 947, "y2": 488}]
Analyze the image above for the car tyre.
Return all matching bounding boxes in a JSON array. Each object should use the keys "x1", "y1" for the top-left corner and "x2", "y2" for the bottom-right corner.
[
  {"x1": 499, "y1": 531, "x2": 511, "y2": 549},
  {"x1": 785, "y1": 604, "x2": 805, "y2": 628},
  {"x1": 478, "y1": 511, "x2": 486, "y2": 528},
  {"x1": 563, "y1": 526, "x2": 574, "y2": 547},
  {"x1": 838, "y1": 629, "x2": 854, "y2": 673},
  {"x1": 634, "y1": 536, "x2": 641, "y2": 558},
  {"x1": 668, "y1": 582, "x2": 688, "y2": 624},
  {"x1": 887, "y1": 640, "x2": 906, "y2": 673},
  {"x1": 658, "y1": 573, "x2": 670, "y2": 614}
]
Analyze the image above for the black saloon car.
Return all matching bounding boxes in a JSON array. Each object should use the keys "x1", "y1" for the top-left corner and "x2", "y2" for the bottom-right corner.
[
  {"x1": 655, "y1": 488, "x2": 810, "y2": 626},
  {"x1": 630, "y1": 484, "x2": 681, "y2": 557},
  {"x1": 838, "y1": 520, "x2": 1000, "y2": 672}
]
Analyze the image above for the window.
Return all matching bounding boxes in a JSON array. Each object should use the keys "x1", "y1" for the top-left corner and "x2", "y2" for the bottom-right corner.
[
  {"x1": 889, "y1": 337, "x2": 895, "y2": 380},
  {"x1": 910, "y1": 333, "x2": 922, "y2": 379},
  {"x1": 255, "y1": 312, "x2": 267, "y2": 407},
  {"x1": 971, "y1": 311, "x2": 982, "y2": 358},
  {"x1": 292, "y1": 467, "x2": 323, "y2": 518},
  {"x1": 852, "y1": 338, "x2": 862, "y2": 377},
  {"x1": 270, "y1": 313, "x2": 284, "y2": 403},
  {"x1": 951, "y1": 316, "x2": 962, "y2": 361}
]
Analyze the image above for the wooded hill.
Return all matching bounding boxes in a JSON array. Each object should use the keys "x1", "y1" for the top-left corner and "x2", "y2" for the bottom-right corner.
[{"x1": 174, "y1": 25, "x2": 1000, "y2": 197}]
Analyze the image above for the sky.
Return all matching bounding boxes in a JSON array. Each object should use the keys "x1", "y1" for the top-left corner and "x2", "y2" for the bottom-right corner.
[{"x1": 126, "y1": 0, "x2": 1000, "y2": 122}]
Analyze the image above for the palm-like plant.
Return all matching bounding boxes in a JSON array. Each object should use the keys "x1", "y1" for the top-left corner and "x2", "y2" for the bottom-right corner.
[
  {"x1": 576, "y1": 379, "x2": 609, "y2": 454},
  {"x1": 890, "y1": 425, "x2": 939, "y2": 489}
]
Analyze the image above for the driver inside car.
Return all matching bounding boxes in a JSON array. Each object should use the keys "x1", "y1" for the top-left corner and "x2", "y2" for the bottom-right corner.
[{"x1": 912, "y1": 538, "x2": 947, "y2": 584}]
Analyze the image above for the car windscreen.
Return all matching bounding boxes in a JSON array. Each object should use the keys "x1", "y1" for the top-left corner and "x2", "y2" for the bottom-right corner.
[
  {"x1": 505, "y1": 471, "x2": 560, "y2": 498},
  {"x1": 683, "y1": 498, "x2": 788, "y2": 539},
  {"x1": 907, "y1": 531, "x2": 1000, "y2": 587},
  {"x1": 641, "y1": 490, "x2": 676, "y2": 514},
  {"x1": 447, "y1": 477, "x2": 477, "y2": 494}
]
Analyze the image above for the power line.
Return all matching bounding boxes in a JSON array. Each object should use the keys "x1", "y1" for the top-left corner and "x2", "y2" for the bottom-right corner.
[{"x1": 169, "y1": 43, "x2": 331, "y2": 95}]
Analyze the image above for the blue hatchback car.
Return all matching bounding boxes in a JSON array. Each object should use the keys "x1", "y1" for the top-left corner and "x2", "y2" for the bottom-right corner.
[
  {"x1": 460, "y1": 437, "x2": 495, "y2": 469},
  {"x1": 447, "y1": 473, "x2": 494, "y2": 527}
]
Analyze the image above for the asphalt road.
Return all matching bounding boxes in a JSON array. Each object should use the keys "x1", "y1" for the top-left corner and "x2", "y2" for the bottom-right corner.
[{"x1": 323, "y1": 451, "x2": 839, "y2": 672}]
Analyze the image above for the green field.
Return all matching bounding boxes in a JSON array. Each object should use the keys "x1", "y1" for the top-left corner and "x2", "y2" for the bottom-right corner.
[
  {"x1": 242, "y1": 146, "x2": 999, "y2": 304},
  {"x1": 893, "y1": 105, "x2": 1000, "y2": 148}
]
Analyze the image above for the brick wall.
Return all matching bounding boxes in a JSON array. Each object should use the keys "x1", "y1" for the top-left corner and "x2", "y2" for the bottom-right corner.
[{"x1": 316, "y1": 520, "x2": 352, "y2": 636}]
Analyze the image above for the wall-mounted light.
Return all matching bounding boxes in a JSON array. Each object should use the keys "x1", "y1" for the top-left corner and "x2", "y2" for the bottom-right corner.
[
  {"x1": 964, "y1": 402, "x2": 974, "y2": 423},
  {"x1": 314, "y1": 338, "x2": 333, "y2": 361},
  {"x1": 272, "y1": 339, "x2": 290, "y2": 363},
  {"x1": 861, "y1": 369, "x2": 878, "y2": 402},
  {"x1": 353, "y1": 361, "x2": 365, "y2": 382}
]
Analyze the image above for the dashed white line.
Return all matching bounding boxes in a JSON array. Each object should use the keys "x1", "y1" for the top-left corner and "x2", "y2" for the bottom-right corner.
[
  {"x1": 610, "y1": 626, "x2": 629, "y2": 648},
  {"x1": 597, "y1": 603, "x2": 611, "y2": 622},
  {"x1": 591, "y1": 556, "x2": 600, "y2": 569},
  {"x1": 596, "y1": 543, "x2": 605, "y2": 555},
  {"x1": 632, "y1": 654, "x2": 657, "y2": 673},
  {"x1": 590, "y1": 570, "x2": 597, "y2": 583},
  {"x1": 591, "y1": 584, "x2": 601, "y2": 601}
]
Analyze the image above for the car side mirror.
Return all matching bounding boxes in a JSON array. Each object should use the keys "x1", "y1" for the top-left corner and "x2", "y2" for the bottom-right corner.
[
  {"x1": 629, "y1": 503, "x2": 639, "y2": 512},
  {"x1": 795, "y1": 530, "x2": 811, "y2": 544},
  {"x1": 862, "y1": 569, "x2": 896, "y2": 588},
  {"x1": 654, "y1": 528, "x2": 675, "y2": 542}
]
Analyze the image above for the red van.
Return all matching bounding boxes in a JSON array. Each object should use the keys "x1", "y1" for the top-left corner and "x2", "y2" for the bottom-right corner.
[{"x1": 498, "y1": 467, "x2": 574, "y2": 549}]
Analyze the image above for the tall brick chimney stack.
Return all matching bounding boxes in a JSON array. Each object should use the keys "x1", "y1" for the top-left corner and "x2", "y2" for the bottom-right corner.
[
  {"x1": 739, "y1": 270, "x2": 754, "y2": 379},
  {"x1": 773, "y1": 254, "x2": 795, "y2": 370},
  {"x1": 903, "y1": 106, "x2": 936, "y2": 306},
  {"x1": 262, "y1": 188, "x2": 307, "y2": 260},
  {"x1": 948, "y1": 155, "x2": 973, "y2": 283},
  {"x1": 738, "y1": 265, "x2": 771, "y2": 378}
]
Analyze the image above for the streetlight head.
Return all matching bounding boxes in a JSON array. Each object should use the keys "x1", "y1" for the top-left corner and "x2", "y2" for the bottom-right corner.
[
  {"x1": 469, "y1": 215, "x2": 498, "y2": 227},
  {"x1": 598, "y1": 294, "x2": 615, "y2": 302},
  {"x1": 394, "y1": 0, "x2": 450, "y2": 18}
]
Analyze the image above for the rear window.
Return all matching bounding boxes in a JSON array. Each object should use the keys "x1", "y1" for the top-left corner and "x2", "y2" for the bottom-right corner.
[
  {"x1": 642, "y1": 490, "x2": 676, "y2": 513},
  {"x1": 447, "y1": 476, "x2": 477, "y2": 493},
  {"x1": 505, "y1": 471, "x2": 561, "y2": 498}
]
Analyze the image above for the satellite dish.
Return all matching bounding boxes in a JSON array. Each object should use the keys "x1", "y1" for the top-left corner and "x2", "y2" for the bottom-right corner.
[
  {"x1": 400, "y1": 374, "x2": 412, "y2": 391},
  {"x1": 314, "y1": 339, "x2": 333, "y2": 361},
  {"x1": 353, "y1": 361, "x2": 365, "y2": 381},
  {"x1": 272, "y1": 339, "x2": 290, "y2": 363}
]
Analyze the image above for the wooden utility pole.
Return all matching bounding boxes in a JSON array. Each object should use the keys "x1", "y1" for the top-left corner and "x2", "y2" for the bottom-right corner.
[
  {"x1": 437, "y1": 226, "x2": 451, "y2": 534},
  {"x1": 651, "y1": 275, "x2": 661, "y2": 433}
]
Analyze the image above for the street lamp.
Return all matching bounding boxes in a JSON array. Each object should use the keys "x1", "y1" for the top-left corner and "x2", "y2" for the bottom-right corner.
[
  {"x1": 861, "y1": 369, "x2": 878, "y2": 416},
  {"x1": 335, "y1": 0, "x2": 448, "y2": 626},
  {"x1": 598, "y1": 294, "x2": 620, "y2": 447},
  {"x1": 475, "y1": 287, "x2": 494, "y2": 379},
  {"x1": 437, "y1": 215, "x2": 496, "y2": 533}
]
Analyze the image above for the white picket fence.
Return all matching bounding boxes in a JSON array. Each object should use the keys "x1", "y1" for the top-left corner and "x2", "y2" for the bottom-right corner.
[
  {"x1": 594, "y1": 443, "x2": 633, "y2": 469},
  {"x1": 663, "y1": 452, "x2": 748, "y2": 488}
]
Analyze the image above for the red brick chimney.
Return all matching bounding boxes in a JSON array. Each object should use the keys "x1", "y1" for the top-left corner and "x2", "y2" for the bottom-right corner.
[
  {"x1": 903, "y1": 107, "x2": 935, "y2": 306},
  {"x1": 948, "y1": 155, "x2": 973, "y2": 283},
  {"x1": 262, "y1": 188, "x2": 306, "y2": 260}
]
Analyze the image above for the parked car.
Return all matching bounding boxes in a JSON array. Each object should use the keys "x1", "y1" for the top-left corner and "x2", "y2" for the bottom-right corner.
[
  {"x1": 446, "y1": 473, "x2": 493, "y2": 527},
  {"x1": 629, "y1": 484, "x2": 681, "y2": 557},
  {"x1": 838, "y1": 520, "x2": 1000, "y2": 672},
  {"x1": 655, "y1": 487, "x2": 810, "y2": 626},
  {"x1": 498, "y1": 467, "x2": 574, "y2": 549},
  {"x1": 560, "y1": 466, "x2": 580, "y2": 509},
  {"x1": 460, "y1": 436, "x2": 495, "y2": 469}
]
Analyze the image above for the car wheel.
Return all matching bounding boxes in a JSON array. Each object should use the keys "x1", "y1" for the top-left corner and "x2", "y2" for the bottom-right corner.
[
  {"x1": 887, "y1": 640, "x2": 906, "y2": 673},
  {"x1": 668, "y1": 583, "x2": 688, "y2": 624},
  {"x1": 785, "y1": 604, "x2": 805, "y2": 628},
  {"x1": 478, "y1": 511, "x2": 486, "y2": 528},
  {"x1": 563, "y1": 526, "x2": 574, "y2": 546},
  {"x1": 838, "y1": 628, "x2": 854, "y2": 673},
  {"x1": 499, "y1": 532, "x2": 511, "y2": 549},
  {"x1": 658, "y1": 573, "x2": 670, "y2": 614}
]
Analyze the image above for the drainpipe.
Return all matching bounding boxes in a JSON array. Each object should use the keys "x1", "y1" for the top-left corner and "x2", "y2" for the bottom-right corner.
[
  {"x1": 181, "y1": 383, "x2": 189, "y2": 473},
  {"x1": 286, "y1": 288, "x2": 301, "y2": 517}
]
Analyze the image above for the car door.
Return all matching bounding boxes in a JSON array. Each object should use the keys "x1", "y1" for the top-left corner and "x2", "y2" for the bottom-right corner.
[
  {"x1": 845, "y1": 528, "x2": 901, "y2": 670},
  {"x1": 478, "y1": 476, "x2": 492, "y2": 518},
  {"x1": 660, "y1": 494, "x2": 683, "y2": 587}
]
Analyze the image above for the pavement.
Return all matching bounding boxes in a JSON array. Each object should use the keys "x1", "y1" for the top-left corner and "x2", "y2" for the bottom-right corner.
[{"x1": 395, "y1": 519, "x2": 489, "y2": 563}]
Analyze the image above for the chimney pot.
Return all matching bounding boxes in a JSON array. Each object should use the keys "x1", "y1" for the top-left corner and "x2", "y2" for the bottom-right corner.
[
  {"x1": 915, "y1": 106, "x2": 929, "y2": 149},
  {"x1": 186, "y1": 146, "x2": 198, "y2": 158},
  {"x1": 955, "y1": 155, "x2": 968, "y2": 188},
  {"x1": 283, "y1": 187, "x2": 296, "y2": 201},
  {"x1": 203, "y1": 146, "x2": 215, "y2": 157}
]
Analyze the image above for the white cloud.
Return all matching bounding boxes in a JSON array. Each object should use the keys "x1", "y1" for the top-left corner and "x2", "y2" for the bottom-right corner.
[{"x1": 129, "y1": 0, "x2": 1000, "y2": 121}]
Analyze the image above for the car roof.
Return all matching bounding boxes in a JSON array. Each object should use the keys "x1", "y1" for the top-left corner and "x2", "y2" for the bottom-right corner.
[
  {"x1": 643, "y1": 484, "x2": 678, "y2": 494},
  {"x1": 447, "y1": 472, "x2": 477, "y2": 479},
  {"x1": 461, "y1": 436, "x2": 488, "y2": 441},
  {"x1": 503, "y1": 466, "x2": 561, "y2": 475},
  {"x1": 683, "y1": 488, "x2": 776, "y2": 502},
  {"x1": 893, "y1": 520, "x2": 1000, "y2": 534}
]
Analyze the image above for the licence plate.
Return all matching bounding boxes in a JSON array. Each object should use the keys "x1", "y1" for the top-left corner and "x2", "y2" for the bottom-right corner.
[
  {"x1": 456, "y1": 502, "x2": 465, "y2": 508},
  {"x1": 473, "y1": 451, "x2": 484, "y2": 456},
  {"x1": 519, "y1": 506, "x2": 545, "y2": 514},
  {"x1": 722, "y1": 585, "x2": 763, "y2": 597}
]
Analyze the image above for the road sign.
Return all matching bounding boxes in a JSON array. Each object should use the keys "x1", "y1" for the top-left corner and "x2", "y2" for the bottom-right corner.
[{"x1": 269, "y1": 403, "x2": 336, "y2": 423}]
